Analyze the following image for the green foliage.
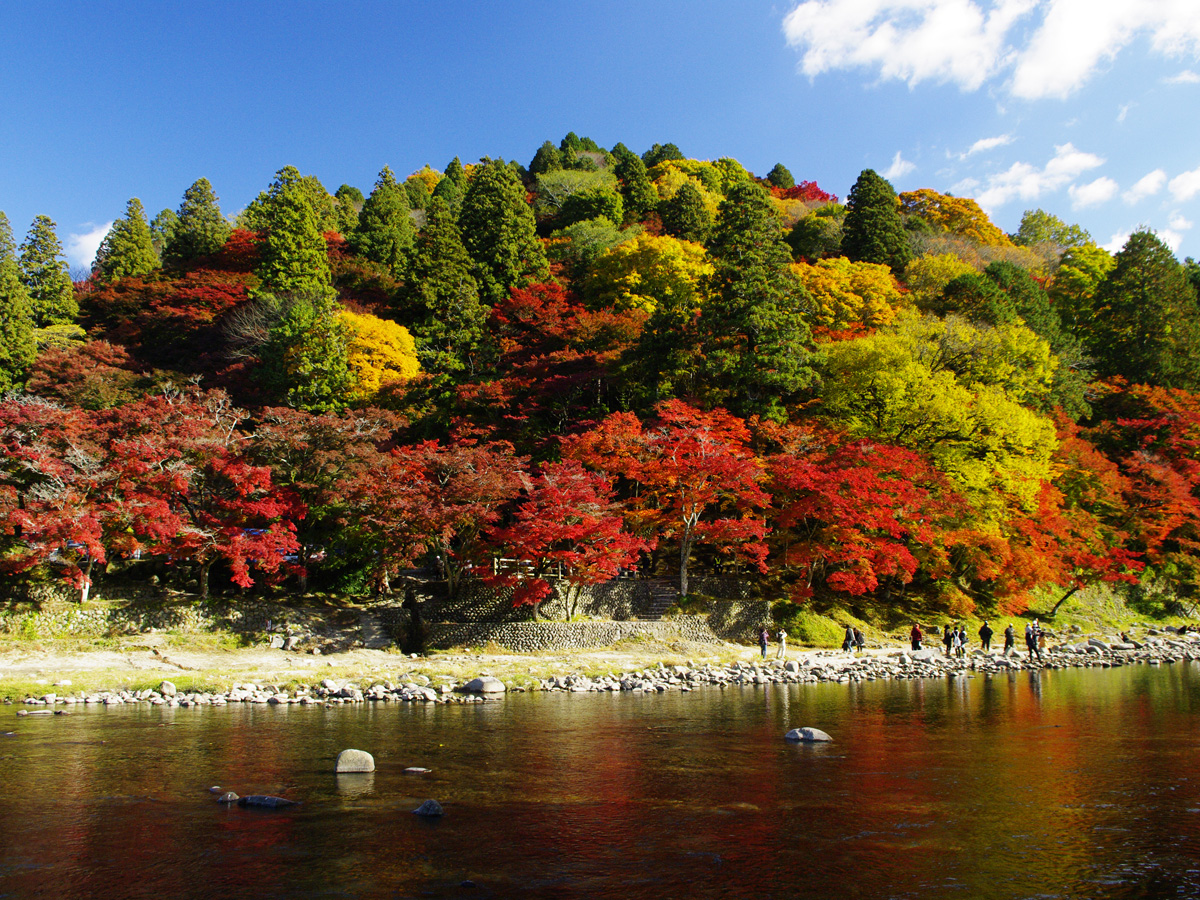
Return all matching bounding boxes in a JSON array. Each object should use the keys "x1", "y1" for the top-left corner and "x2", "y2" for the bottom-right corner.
[
  {"x1": 841, "y1": 169, "x2": 912, "y2": 271},
  {"x1": 402, "y1": 197, "x2": 486, "y2": 376},
  {"x1": 642, "y1": 142, "x2": 684, "y2": 168},
  {"x1": 333, "y1": 184, "x2": 363, "y2": 235},
  {"x1": 241, "y1": 166, "x2": 337, "y2": 233},
  {"x1": 0, "y1": 212, "x2": 36, "y2": 391},
  {"x1": 1013, "y1": 208, "x2": 1091, "y2": 250},
  {"x1": 699, "y1": 181, "x2": 819, "y2": 420},
  {"x1": 432, "y1": 157, "x2": 467, "y2": 214},
  {"x1": 254, "y1": 172, "x2": 334, "y2": 298},
  {"x1": 163, "y1": 178, "x2": 232, "y2": 268},
  {"x1": 1088, "y1": 229, "x2": 1200, "y2": 389},
  {"x1": 610, "y1": 143, "x2": 658, "y2": 221},
  {"x1": 785, "y1": 204, "x2": 844, "y2": 260},
  {"x1": 349, "y1": 167, "x2": 416, "y2": 277},
  {"x1": 767, "y1": 163, "x2": 795, "y2": 190},
  {"x1": 18, "y1": 215, "x2": 77, "y2": 327},
  {"x1": 256, "y1": 290, "x2": 352, "y2": 412},
  {"x1": 150, "y1": 208, "x2": 177, "y2": 258},
  {"x1": 549, "y1": 217, "x2": 633, "y2": 275},
  {"x1": 458, "y1": 158, "x2": 549, "y2": 306},
  {"x1": 559, "y1": 185, "x2": 623, "y2": 227},
  {"x1": 95, "y1": 198, "x2": 159, "y2": 283},
  {"x1": 1051, "y1": 242, "x2": 1115, "y2": 335},
  {"x1": 529, "y1": 141, "x2": 563, "y2": 175},
  {"x1": 659, "y1": 182, "x2": 712, "y2": 243}
]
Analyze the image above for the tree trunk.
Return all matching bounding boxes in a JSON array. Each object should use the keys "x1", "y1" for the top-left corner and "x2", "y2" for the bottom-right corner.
[
  {"x1": 80, "y1": 556, "x2": 94, "y2": 604},
  {"x1": 1048, "y1": 585, "x2": 1081, "y2": 618},
  {"x1": 199, "y1": 559, "x2": 212, "y2": 601},
  {"x1": 679, "y1": 532, "x2": 693, "y2": 597}
]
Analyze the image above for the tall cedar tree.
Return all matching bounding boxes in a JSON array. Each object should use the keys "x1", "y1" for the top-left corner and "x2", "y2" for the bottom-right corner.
[
  {"x1": 404, "y1": 197, "x2": 486, "y2": 376},
  {"x1": 18, "y1": 215, "x2": 77, "y2": 327},
  {"x1": 841, "y1": 169, "x2": 912, "y2": 271},
  {"x1": 610, "y1": 143, "x2": 658, "y2": 221},
  {"x1": 659, "y1": 183, "x2": 712, "y2": 243},
  {"x1": 150, "y1": 208, "x2": 178, "y2": 258},
  {"x1": 255, "y1": 174, "x2": 334, "y2": 297},
  {"x1": 766, "y1": 163, "x2": 795, "y2": 190},
  {"x1": 333, "y1": 184, "x2": 363, "y2": 235},
  {"x1": 163, "y1": 178, "x2": 231, "y2": 268},
  {"x1": 1089, "y1": 229, "x2": 1200, "y2": 389},
  {"x1": 94, "y1": 198, "x2": 159, "y2": 283},
  {"x1": 699, "y1": 181, "x2": 819, "y2": 421},
  {"x1": 241, "y1": 166, "x2": 337, "y2": 233},
  {"x1": 257, "y1": 290, "x2": 352, "y2": 413},
  {"x1": 349, "y1": 167, "x2": 415, "y2": 277},
  {"x1": 432, "y1": 157, "x2": 466, "y2": 213},
  {"x1": 0, "y1": 213, "x2": 37, "y2": 391},
  {"x1": 458, "y1": 158, "x2": 549, "y2": 306}
]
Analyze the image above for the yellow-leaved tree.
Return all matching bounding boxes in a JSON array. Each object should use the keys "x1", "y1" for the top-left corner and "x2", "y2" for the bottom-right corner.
[
  {"x1": 899, "y1": 189, "x2": 1013, "y2": 247},
  {"x1": 791, "y1": 257, "x2": 906, "y2": 336},
  {"x1": 338, "y1": 309, "x2": 420, "y2": 404},
  {"x1": 583, "y1": 232, "x2": 712, "y2": 315},
  {"x1": 903, "y1": 252, "x2": 980, "y2": 306}
]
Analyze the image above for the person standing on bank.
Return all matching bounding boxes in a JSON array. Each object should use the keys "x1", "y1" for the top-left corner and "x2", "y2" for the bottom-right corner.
[
  {"x1": 777, "y1": 627, "x2": 788, "y2": 659},
  {"x1": 910, "y1": 623, "x2": 923, "y2": 651},
  {"x1": 759, "y1": 626, "x2": 769, "y2": 660},
  {"x1": 843, "y1": 625, "x2": 855, "y2": 652},
  {"x1": 854, "y1": 627, "x2": 866, "y2": 654},
  {"x1": 1004, "y1": 623, "x2": 1015, "y2": 654},
  {"x1": 1025, "y1": 621, "x2": 1042, "y2": 661},
  {"x1": 979, "y1": 620, "x2": 993, "y2": 652},
  {"x1": 957, "y1": 624, "x2": 968, "y2": 657},
  {"x1": 943, "y1": 625, "x2": 954, "y2": 657}
]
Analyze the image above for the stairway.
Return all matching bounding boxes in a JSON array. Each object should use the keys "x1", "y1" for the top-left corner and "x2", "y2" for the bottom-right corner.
[{"x1": 638, "y1": 578, "x2": 680, "y2": 621}]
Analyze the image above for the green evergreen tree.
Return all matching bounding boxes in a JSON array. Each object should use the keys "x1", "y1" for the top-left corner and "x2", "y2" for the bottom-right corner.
[
  {"x1": 256, "y1": 290, "x2": 351, "y2": 412},
  {"x1": 163, "y1": 178, "x2": 231, "y2": 267},
  {"x1": 610, "y1": 143, "x2": 658, "y2": 222},
  {"x1": 241, "y1": 167, "x2": 337, "y2": 233},
  {"x1": 18, "y1": 215, "x2": 77, "y2": 327},
  {"x1": 659, "y1": 183, "x2": 712, "y2": 243},
  {"x1": 403, "y1": 197, "x2": 486, "y2": 376},
  {"x1": 698, "y1": 182, "x2": 819, "y2": 420},
  {"x1": 432, "y1": 157, "x2": 466, "y2": 213},
  {"x1": 150, "y1": 208, "x2": 178, "y2": 258},
  {"x1": 841, "y1": 169, "x2": 912, "y2": 271},
  {"x1": 95, "y1": 198, "x2": 159, "y2": 282},
  {"x1": 349, "y1": 166, "x2": 415, "y2": 277},
  {"x1": 333, "y1": 184, "x2": 363, "y2": 235},
  {"x1": 458, "y1": 158, "x2": 549, "y2": 305},
  {"x1": 642, "y1": 142, "x2": 684, "y2": 168},
  {"x1": 559, "y1": 186, "x2": 623, "y2": 227},
  {"x1": 786, "y1": 204, "x2": 844, "y2": 259},
  {"x1": 255, "y1": 176, "x2": 333, "y2": 298},
  {"x1": 1089, "y1": 229, "x2": 1200, "y2": 389},
  {"x1": 529, "y1": 141, "x2": 563, "y2": 175},
  {"x1": 766, "y1": 163, "x2": 795, "y2": 190},
  {"x1": 404, "y1": 177, "x2": 431, "y2": 210},
  {"x1": 0, "y1": 212, "x2": 37, "y2": 392}
]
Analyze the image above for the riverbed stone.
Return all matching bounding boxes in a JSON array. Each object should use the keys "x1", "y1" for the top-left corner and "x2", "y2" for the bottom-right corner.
[
  {"x1": 159, "y1": 681, "x2": 177, "y2": 697},
  {"x1": 785, "y1": 727, "x2": 833, "y2": 743},
  {"x1": 237, "y1": 795, "x2": 298, "y2": 809},
  {"x1": 336, "y1": 749, "x2": 376, "y2": 773},
  {"x1": 463, "y1": 676, "x2": 506, "y2": 694},
  {"x1": 413, "y1": 799, "x2": 444, "y2": 817},
  {"x1": 217, "y1": 791, "x2": 239, "y2": 803}
]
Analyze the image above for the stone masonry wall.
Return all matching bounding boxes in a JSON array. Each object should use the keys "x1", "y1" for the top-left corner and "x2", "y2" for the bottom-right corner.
[{"x1": 425, "y1": 615, "x2": 720, "y2": 652}]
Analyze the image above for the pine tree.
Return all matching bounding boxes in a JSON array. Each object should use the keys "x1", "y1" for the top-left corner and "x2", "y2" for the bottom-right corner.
[
  {"x1": 241, "y1": 166, "x2": 337, "y2": 233},
  {"x1": 163, "y1": 178, "x2": 231, "y2": 268},
  {"x1": 333, "y1": 184, "x2": 363, "y2": 236},
  {"x1": 458, "y1": 158, "x2": 549, "y2": 305},
  {"x1": 432, "y1": 157, "x2": 466, "y2": 214},
  {"x1": 403, "y1": 198, "x2": 486, "y2": 376},
  {"x1": 659, "y1": 183, "x2": 712, "y2": 243},
  {"x1": 95, "y1": 198, "x2": 159, "y2": 282},
  {"x1": 255, "y1": 176, "x2": 333, "y2": 298},
  {"x1": 529, "y1": 141, "x2": 564, "y2": 175},
  {"x1": 18, "y1": 215, "x2": 77, "y2": 327},
  {"x1": 0, "y1": 212, "x2": 37, "y2": 392},
  {"x1": 256, "y1": 290, "x2": 352, "y2": 412},
  {"x1": 150, "y1": 208, "x2": 178, "y2": 258},
  {"x1": 642, "y1": 143, "x2": 684, "y2": 168},
  {"x1": 841, "y1": 169, "x2": 912, "y2": 271},
  {"x1": 766, "y1": 163, "x2": 795, "y2": 190},
  {"x1": 698, "y1": 182, "x2": 819, "y2": 420},
  {"x1": 349, "y1": 166, "x2": 415, "y2": 277},
  {"x1": 610, "y1": 143, "x2": 658, "y2": 222}
]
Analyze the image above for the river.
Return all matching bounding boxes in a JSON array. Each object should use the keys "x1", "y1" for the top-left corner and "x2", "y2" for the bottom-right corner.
[{"x1": 2, "y1": 662, "x2": 1199, "y2": 899}]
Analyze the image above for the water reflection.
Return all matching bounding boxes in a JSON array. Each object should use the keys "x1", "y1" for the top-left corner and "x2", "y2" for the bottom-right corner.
[{"x1": 2, "y1": 664, "x2": 1200, "y2": 898}]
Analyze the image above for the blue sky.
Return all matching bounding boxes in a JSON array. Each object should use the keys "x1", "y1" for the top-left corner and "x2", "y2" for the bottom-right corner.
[{"x1": 2, "y1": 1, "x2": 1198, "y2": 269}]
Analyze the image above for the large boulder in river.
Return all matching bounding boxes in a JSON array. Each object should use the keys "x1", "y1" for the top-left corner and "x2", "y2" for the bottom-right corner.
[
  {"x1": 413, "y1": 799, "x2": 444, "y2": 817},
  {"x1": 463, "y1": 676, "x2": 506, "y2": 694},
  {"x1": 336, "y1": 748, "x2": 376, "y2": 773},
  {"x1": 785, "y1": 727, "x2": 833, "y2": 743}
]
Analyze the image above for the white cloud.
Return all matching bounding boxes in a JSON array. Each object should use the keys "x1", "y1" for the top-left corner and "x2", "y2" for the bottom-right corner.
[
  {"x1": 1169, "y1": 212, "x2": 1194, "y2": 231},
  {"x1": 1103, "y1": 230, "x2": 1132, "y2": 253},
  {"x1": 1123, "y1": 169, "x2": 1167, "y2": 204},
  {"x1": 782, "y1": 0, "x2": 1200, "y2": 99},
  {"x1": 1169, "y1": 164, "x2": 1200, "y2": 202},
  {"x1": 971, "y1": 142, "x2": 1104, "y2": 210},
  {"x1": 882, "y1": 151, "x2": 916, "y2": 180},
  {"x1": 1159, "y1": 229, "x2": 1184, "y2": 252},
  {"x1": 1116, "y1": 102, "x2": 1134, "y2": 122},
  {"x1": 963, "y1": 134, "x2": 1013, "y2": 157},
  {"x1": 1164, "y1": 69, "x2": 1200, "y2": 83},
  {"x1": 1069, "y1": 176, "x2": 1118, "y2": 208},
  {"x1": 66, "y1": 222, "x2": 112, "y2": 269}
]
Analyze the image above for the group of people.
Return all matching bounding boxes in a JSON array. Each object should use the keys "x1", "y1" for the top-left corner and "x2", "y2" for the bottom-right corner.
[
  {"x1": 759, "y1": 626, "x2": 787, "y2": 659},
  {"x1": 907, "y1": 619, "x2": 1046, "y2": 659}
]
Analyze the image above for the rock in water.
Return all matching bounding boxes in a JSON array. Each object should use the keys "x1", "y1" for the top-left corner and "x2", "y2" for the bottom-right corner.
[
  {"x1": 159, "y1": 681, "x2": 177, "y2": 697},
  {"x1": 217, "y1": 791, "x2": 239, "y2": 804},
  {"x1": 237, "y1": 795, "x2": 298, "y2": 809},
  {"x1": 404, "y1": 767, "x2": 431, "y2": 775},
  {"x1": 785, "y1": 727, "x2": 833, "y2": 743},
  {"x1": 336, "y1": 748, "x2": 376, "y2": 773},
  {"x1": 413, "y1": 799, "x2": 444, "y2": 817},
  {"x1": 463, "y1": 676, "x2": 506, "y2": 694}
]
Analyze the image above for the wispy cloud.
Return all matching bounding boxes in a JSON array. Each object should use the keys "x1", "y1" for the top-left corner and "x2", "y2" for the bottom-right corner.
[
  {"x1": 1164, "y1": 69, "x2": 1200, "y2": 84},
  {"x1": 1116, "y1": 103, "x2": 1134, "y2": 123},
  {"x1": 1070, "y1": 176, "x2": 1118, "y2": 209},
  {"x1": 782, "y1": 0, "x2": 1200, "y2": 99},
  {"x1": 882, "y1": 151, "x2": 916, "y2": 181},
  {"x1": 66, "y1": 222, "x2": 112, "y2": 269},
  {"x1": 1169, "y1": 212, "x2": 1194, "y2": 231},
  {"x1": 962, "y1": 134, "x2": 1013, "y2": 158},
  {"x1": 1123, "y1": 169, "x2": 1167, "y2": 204},
  {"x1": 1168, "y1": 164, "x2": 1200, "y2": 203},
  {"x1": 964, "y1": 142, "x2": 1105, "y2": 211}
]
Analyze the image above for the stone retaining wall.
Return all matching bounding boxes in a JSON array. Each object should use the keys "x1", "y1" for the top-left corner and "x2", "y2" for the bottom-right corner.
[
  {"x1": 425, "y1": 615, "x2": 720, "y2": 652},
  {"x1": 412, "y1": 578, "x2": 650, "y2": 623},
  {"x1": 707, "y1": 600, "x2": 771, "y2": 642},
  {"x1": 0, "y1": 599, "x2": 282, "y2": 638}
]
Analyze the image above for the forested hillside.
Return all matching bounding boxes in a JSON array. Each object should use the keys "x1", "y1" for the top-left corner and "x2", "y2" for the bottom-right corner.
[{"x1": 4, "y1": 134, "x2": 1200, "y2": 620}]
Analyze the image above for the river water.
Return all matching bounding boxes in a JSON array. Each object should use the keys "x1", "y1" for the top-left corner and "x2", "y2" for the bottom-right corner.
[{"x1": 2, "y1": 662, "x2": 1200, "y2": 899}]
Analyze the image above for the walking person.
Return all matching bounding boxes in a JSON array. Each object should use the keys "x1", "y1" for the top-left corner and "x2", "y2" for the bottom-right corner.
[
  {"x1": 942, "y1": 624, "x2": 954, "y2": 657},
  {"x1": 957, "y1": 624, "x2": 968, "y2": 658},
  {"x1": 843, "y1": 625, "x2": 855, "y2": 653},
  {"x1": 979, "y1": 620, "x2": 994, "y2": 652},
  {"x1": 759, "y1": 626, "x2": 770, "y2": 660},
  {"x1": 1004, "y1": 623, "x2": 1015, "y2": 654},
  {"x1": 854, "y1": 627, "x2": 866, "y2": 654},
  {"x1": 1025, "y1": 621, "x2": 1042, "y2": 661},
  {"x1": 776, "y1": 627, "x2": 788, "y2": 659},
  {"x1": 910, "y1": 623, "x2": 923, "y2": 651}
]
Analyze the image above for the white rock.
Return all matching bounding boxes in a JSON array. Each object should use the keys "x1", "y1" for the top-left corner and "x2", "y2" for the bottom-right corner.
[
  {"x1": 335, "y1": 748, "x2": 376, "y2": 773},
  {"x1": 463, "y1": 676, "x2": 506, "y2": 694},
  {"x1": 785, "y1": 727, "x2": 833, "y2": 743},
  {"x1": 159, "y1": 681, "x2": 177, "y2": 697}
]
